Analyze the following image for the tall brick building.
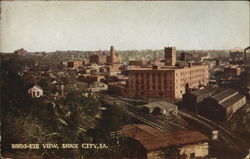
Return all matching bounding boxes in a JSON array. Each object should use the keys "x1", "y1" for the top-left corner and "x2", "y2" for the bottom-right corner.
[
  {"x1": 90, "y1": 46, "x2": 122, "y2": 65},
  {"x1": 106, "y1": 46, "x2": 122, "y2": 64},
  {"x1": 164, "y1": 47, "x2": 176, "y2": 66},
  {"x1": 90, "y1": 51, "x2": 107, "y2": 65},
  {"x1": 125, "y1": 47, "x2": 209, "y2": 101}
]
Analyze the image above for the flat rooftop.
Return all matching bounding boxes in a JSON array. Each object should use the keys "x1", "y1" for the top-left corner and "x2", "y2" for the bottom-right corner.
[
  {"x1": 143, "y1": 101, "x2": 177, "y2": 110},
  {"x1": 189, "y1": 87, "x2": 225, "y2": 97},
  {"x1": 127, "y1": 64, "x2": 207, "y2": 71}
]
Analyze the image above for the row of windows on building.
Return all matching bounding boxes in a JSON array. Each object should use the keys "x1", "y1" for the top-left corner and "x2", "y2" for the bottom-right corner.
[
  {"x1": 129, "y1": 77, "x2": 206, "y2": 85},
  {"x1": 129, "y1": 68, "x2": 207, "y2": 78},
  {"x1": 129, "y1": 80, "x2": 206, "y2": 92},
  {"x1": 129, "y1": 83, "x2": 175, "y2": 90},
  {"x1": 176, "y1": 69, "x2": 207, "y2": 76},
  {"x1": 130, "y1": 73, "x2": 174, "y2": 79},
  {"x1": 129, "y1": 79, "x2": 174, "y2": 86},
  {"x1": 130, "y1": 73, "x2": 207, "y2": 80}
]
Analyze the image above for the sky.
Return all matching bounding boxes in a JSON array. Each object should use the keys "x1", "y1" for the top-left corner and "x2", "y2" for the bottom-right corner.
[{"x1": 0, "y1": 1, "x2": 249, "y2": 52}]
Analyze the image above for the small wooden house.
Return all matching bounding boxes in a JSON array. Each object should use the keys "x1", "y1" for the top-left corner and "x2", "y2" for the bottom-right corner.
[{"x1": 28, "y1": 84, "x2": 43, "y2": 98}]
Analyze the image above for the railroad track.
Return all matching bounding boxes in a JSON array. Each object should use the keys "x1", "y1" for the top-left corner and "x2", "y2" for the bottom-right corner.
[
  {"x1": 101, "y1": 95, "x2": 186, "y2": 132},
  {"x1": 179, "y1": 110, "x2": 249, "y2": 155},
  {"x1": 102, "y1": 97, "x2": 173, "y2": 132},
  {"x1": 102, "y1": 96, "x2": 250, "y2": 155},
  {"x1": 101, "y1": 94, "x2": 249, "y2": 156}
]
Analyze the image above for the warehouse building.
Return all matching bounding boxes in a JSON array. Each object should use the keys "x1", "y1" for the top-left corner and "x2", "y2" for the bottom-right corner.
[
  {"x1": 198, "y1": 89, "x2": 246, "y2": 121},
  {"x1": 121, "y1": 124, "x2": 209, "y2": 159},
  {"x1": 125, "y1": 47, "x2": 209, "y2": 101},
  {"x1": 182, "y1": 87, "x2": 225, "y2": 112}
]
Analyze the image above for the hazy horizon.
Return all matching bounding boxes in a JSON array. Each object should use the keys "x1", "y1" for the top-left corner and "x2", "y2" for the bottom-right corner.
[{"x1": 0, "y1": 1, "x2": 249, "y2": 53}]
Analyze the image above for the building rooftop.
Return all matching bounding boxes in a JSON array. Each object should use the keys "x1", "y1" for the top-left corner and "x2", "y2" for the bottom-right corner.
[
  {"x1": 186, "y1": 87, "x2": 225, "y2": 103},
  {"x1": 121, "y1": 124, "x2": 209, "y2": 151},
  {"x1": 211, "y1": 89, "x2": 238, "y2": 103},
  {"x1": 142, "y1": 101, "x2": 176, "y2": 110},
  {"x1": 126, "y1": 64, "x2": 207, "y2": 71},
  {"x1": 31, "y1": 84, "x2": 42, "y2": 90},
  {"x1": 220, "y1": 93, "x2": 245, "y2": 108},
  {"x1": 189, "y1": 87, "x2": 220, "y2": 97}
]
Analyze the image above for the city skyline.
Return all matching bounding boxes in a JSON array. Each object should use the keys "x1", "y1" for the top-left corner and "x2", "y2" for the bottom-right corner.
[{"x1": 0, "y1": 1, "x2": 249, "y2": 52}]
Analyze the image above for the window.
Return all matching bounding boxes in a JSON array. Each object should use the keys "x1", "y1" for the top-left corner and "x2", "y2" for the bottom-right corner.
[
  {"x1": 37, "y1": 91, "x2": 40, "y2": 96},
  {"x1": 158, "y1": 83, "x2": 161, "y2": 89}
]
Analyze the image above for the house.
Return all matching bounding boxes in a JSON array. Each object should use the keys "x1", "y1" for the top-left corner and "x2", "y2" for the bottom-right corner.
[
  {"x1": 89, "y1": 82, "x2": 108, "y2": 92},
  {"x1": 28, "y1": 85, "x2": 43, "y2": 98},
  {"x1": 121, "y1": 124, "x2": 209, "y2": 159}
]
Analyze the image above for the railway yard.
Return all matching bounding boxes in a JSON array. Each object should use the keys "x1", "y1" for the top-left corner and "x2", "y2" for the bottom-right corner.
[{"x1": 101, "y1": 94, "x2": 250, "y2": 159}]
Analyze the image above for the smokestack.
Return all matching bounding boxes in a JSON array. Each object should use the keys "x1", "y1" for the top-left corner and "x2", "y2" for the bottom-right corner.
[{"x1": 244, "y1": 46, "x2": 250, "y2": 67}]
